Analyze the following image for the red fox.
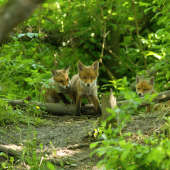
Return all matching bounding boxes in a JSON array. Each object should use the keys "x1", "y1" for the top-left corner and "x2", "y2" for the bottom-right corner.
[
  {"x1": 42, "y1": 66, "x2": 71, "y2": 104},
  {"x1": 136, "y1": 75, "x2": 157, "y2": 112},
  {"x1": 70, "y1": 61, "x2": 102, "y2": 116}
]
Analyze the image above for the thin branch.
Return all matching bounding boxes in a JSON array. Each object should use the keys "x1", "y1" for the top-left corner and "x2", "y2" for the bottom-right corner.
[
  {"x1": 38, "y1": 4, "x2": 42, "y2": 35},
  {"x1": 101, "y1": 62, "x2": 116, "y2": 80},
  {"x1": 108, "y1": 49, "x2": 136, "y2": 73},
  {"x1": 100, "y1": 30, "x2": 110, "y2": 59},
  {"x1": 42, "y1": 16, "x2": 56, "y2": 24},
  {"x1": 20, "y1": 39, "x2": 26, "y2": 59},
  {"x1": 125, "y1": 54, "x2": 137, "y2": 67},
  {"x1": 31, "y1": 45, "x2": 39, "y2": 58}
]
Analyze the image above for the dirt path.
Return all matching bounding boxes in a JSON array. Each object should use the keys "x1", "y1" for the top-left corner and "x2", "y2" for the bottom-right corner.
[
  {"x1": 0, "y1": 116, "x2": 102, "y2": 170},
  {"x1": 0, "y1": 111, "x2": 166, "y2": 170}
]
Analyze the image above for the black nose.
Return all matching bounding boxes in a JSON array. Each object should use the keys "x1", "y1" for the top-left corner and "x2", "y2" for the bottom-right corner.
[
  {"x1": 87, "y1": 84, "x2": 90, "y2": 87},
  {"x1": 66, "y1": 86, "x2": 69, "y2": 89},
  {"x1": 138, "y1": 93, "x2": 141, "y2": 97}
]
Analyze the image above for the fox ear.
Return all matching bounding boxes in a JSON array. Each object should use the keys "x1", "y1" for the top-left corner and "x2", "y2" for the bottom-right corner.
[
  {"x1": 149, "y1": 76, "x2": 154, "y2": 85},
  {"x1": 92, "y1": 61, "x2": 99, "y2": 70},
  {"x1": 78, "y1": 61, "x2": 84, "y2": 71},
  {"x1": 51, "y1": 70, "x2": 60, "y2": 77},
  {"x1": 51, "y1": 70, "x2": 56, "y2": 77},
  {"x1": 64, "y1": 66, "x2": 70, "y2": 74},
  {"x1": 136, "y1": 75, "x2": 140, "y2": 83}
]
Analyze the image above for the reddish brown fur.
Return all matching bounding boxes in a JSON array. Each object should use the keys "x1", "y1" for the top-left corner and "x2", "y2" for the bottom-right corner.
[
  {"x1": 136, "y1": 80, "x2": 156, "y2": 95},
  {"x1": 136, "y1": 75, "x2": 157, "y2": 113},
  {"x1": 69, "y1": 61, "x2": 102, "y2": 116},
  {"x1": 42, "y1": 66, "x2": 71, "y2": 104},
  {"x1": 78, "y1": 63, "x2": 98, "y2": 85},
  {"x1": 53, "y1": 72, "x2": 69, "y2": 87}
]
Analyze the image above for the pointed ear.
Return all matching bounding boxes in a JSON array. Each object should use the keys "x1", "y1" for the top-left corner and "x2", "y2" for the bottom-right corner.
[
  {"x1": 149, "y1": 76, "x2": 154, "y2": 85},
  {"x1": 64, "y1": 66, "x2": 70, "y2": 74},
  {"x1": 51, "y1": 70, "x2": 59, "y2": 77},
  {"x1": 51, "y1": 70, "x2": 56, "y2": 77},
  {"x1": 78, "y1": 61, "x2": 84, "y2": 71},
  {"x1": 92, "y1": 61, "x2": 99, "y2": 70},
  {"x1": 136, "y1": 75, "x2": 140, "y2": 83}
]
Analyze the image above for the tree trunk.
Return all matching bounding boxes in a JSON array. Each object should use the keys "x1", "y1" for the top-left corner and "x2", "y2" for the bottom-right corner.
[
  {"x1": 104, "y1": 19, "x2": 120, "y2": 79},
  {"x1": 0, "y1": 0, "x2": 45, "y2": 43},
  {"x1": 99, "y1": 88, "x2": 117, "y2": 128},
  {"x1": 2, "y1": 90, "x2": 170, "y2": 115}
]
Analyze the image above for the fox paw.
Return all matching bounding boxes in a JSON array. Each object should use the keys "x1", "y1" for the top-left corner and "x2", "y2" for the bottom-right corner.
[{"x1": 75, "y1": 110, "x2": 81, "y2": 116}]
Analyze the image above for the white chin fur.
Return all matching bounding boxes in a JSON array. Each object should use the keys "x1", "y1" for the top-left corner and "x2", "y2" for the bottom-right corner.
[{"x1": 80, "y1": 79, "x2": 96, "y2": 87}]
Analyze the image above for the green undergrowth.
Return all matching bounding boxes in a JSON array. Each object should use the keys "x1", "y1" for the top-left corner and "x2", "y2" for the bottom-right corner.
[
  {"x1": 0, "y1": 99, "x2": 58, "y2": 169},
  {"x1": 90, "y1": 88, "x2": 170, "y2": 170},
  {"x1": 0, "y1": 99, "x2": 47, "y2": 127}
]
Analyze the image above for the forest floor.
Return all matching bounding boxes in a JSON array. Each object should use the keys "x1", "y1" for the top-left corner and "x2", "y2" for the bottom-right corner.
[{"x1": 0, "y1": 110, "x2": 167, "y2": 170}]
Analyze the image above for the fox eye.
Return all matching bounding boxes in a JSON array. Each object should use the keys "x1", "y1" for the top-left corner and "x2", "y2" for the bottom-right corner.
[
  {"x1": 83, "y1": 77, "x2": 86, "y2": 79},
  {"x1": 144, "y1": 89, "x2": 148, "y2": 91},
  {"x1": 60, "y1": 81, "x2": 63, "y2": 83},
  {"x1": 67, "y1": 79, "x2": 69, "y2": 81},
  {"x1": 91, "y1": 76, "x2": 94, "y2": 79},
  {"x1": 138, "y1": 88, "x2": 140, "y2": 90}
]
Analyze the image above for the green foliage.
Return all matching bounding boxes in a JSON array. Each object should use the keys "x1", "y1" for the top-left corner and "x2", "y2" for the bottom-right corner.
[
  {"x1": 0, "y1": 152, "x2": 14, "y2": 169},
  {"x1": 1, "y1": 0, "x2": 170, "y2": 168},
  {"x1": 0, "y1": 53, "x2": 48, "y2": 99},
  {"x1": 90, "y1": 89, "x2": 170, "y2": 170},
  {"x1": 92, "y1": 130, "x2": 170, "y2": 170},
  {"x1": 0, "y1": 98, "x2": 46, "y2": 126},
  {"x1": 137, "y1": 0, "x2": 170, "y2": 92},
  {"x1": 0, "y1": 99, "x2": 22, "y2": 126}
]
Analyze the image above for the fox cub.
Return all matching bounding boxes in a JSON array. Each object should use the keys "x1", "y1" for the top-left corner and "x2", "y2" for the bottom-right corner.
[
  {"x1": 136, "y1": 75, "x2": 157, "y2": 112},
  {"x1": 42, "y1": 66, "x2": 71, "y2": 104},
  {"x1": 70, "y1": 61, "x2": 102, "y2": 116}
]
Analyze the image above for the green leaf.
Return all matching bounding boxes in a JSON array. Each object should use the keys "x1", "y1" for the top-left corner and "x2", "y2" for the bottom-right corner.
[
  {"x1": 71, "y1": 164, "x2": 77, "y2": 167},
  {"x1": 147, "y1": 147, "x2": 165, "y2": 163},
  {"x1": 144, "y1": 7, "x2": 153, "y2": 14},
  {"x1": 40, "y1": 143, "x2": 43, "y2": 150},
  {"x1": 47, "y1": 162, "x2": 55, "y2": 170},
  {"x1": 156, "y1": 28, "x2": 166, "y2": 36},
  {"x1": 18, "y1": 33, "x2": 26, "y2": 38},
  {"x1": 157, "y1": 16, "x2": 168, "y2": 25},
  {"x1": 0, "y1": 152, "x2": 7, "y2": 158},
  {"x1": 121, "y1": 149, "x2": 131, "y2": 162},
  {"x1": 106, "y1": 108, "x2": 114, "y2": 114},
  {"x1": 145, "y1": 51, "x2": 162, "y2": 59},
  {"x1": 10, "y1": 157, "x2": 14, "y2": 162},
  {"x1": 27, "y1": 33, "x2": 38, "y2": 38},
  {"x1": 124, "y1": 36, "x2": 132, "y2": 44},
  {"x1": 139, "y1": 2, "x2": 151, "y2": 7},
  {"x1": 90, "y1": 141, "x2": 101, "y2": 149}
]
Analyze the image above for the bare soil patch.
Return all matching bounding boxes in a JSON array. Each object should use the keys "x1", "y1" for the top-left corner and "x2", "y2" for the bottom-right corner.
[{"x1": 0, "y1": 111, "x2": 167, "y2": 170}]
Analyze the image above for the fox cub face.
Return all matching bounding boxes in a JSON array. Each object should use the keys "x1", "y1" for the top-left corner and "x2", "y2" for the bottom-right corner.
[
  {"x1": 78, "y1": 61, "x2": 99, "y2": 87},
  {"x1": 51, "y1": 66, "x2": 70, "y2": 89},
  {"x1": 136, "y1": 75, "x2": 154, "y2": 97}
]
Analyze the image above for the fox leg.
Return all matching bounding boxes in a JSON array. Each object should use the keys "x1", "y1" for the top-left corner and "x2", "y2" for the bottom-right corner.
[
  {"x1": 68, "y1": 92, "x2": 76, "y2": 104},
  {"x1": 90, "y1": 96, "x2": 102, "y2": 115},
  {"x1": 45, "y1": 95, "x2": 56, "y2": 103},
  {"x1": 53, "y1": 92, "x2": 70, "y2": 104},
  {"x1": 76, "y1": 95, "x2": 83, "y2": 116}
]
